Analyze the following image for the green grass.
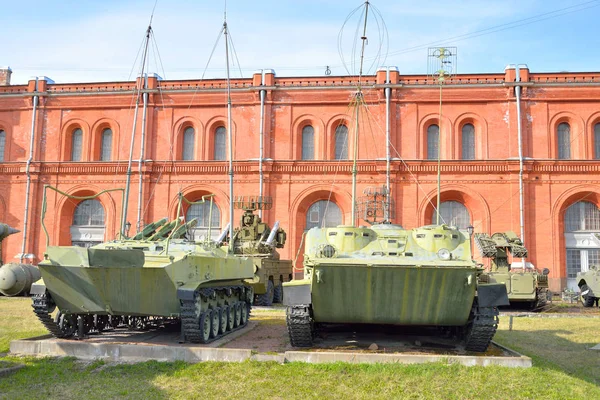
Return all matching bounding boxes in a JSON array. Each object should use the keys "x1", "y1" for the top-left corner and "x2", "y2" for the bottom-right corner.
[
  {"x1": 0, "y1": 297, "x2": 47, "y2": 354},
  {"x1": 1, "y1": 297, "x2": 599, "y2": 399}
]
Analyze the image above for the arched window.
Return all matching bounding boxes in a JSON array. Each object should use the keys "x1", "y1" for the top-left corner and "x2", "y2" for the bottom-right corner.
[
  {"x1": 301, "y1": 125, "x2": 315, "y2": 160},
  {"x1": 186, "y1": 201, "x2": 221, "y2": 240},
  {"x1": 564, "y1": 201, "x2": 600, "y2": 290},
  {"x1": 461, "y1": 123, "x2": 475, "y2": 160},
  {"x1": 557, "y1": 122, "x2": 571, "y2": 159},
  {"x1": 182, "y1": 127, "x2": 195, "y2": 160},
  {"x1": 71, "y1": 128, "x2": 83, "y2": 161},
  {"x1": 214, "y1": 126, "x2": 226, "y2": 161},
  {"x1": 427, "y1": 124, "x2": 439, "y2": 160},
  {"x1": 100, "y1": 128, "x2": 112, "y2": 161},
  {"x1": 436, "y1": 201, "x2": 470, "y2": 229},
  {"x1": 594, "y1": 123, "x2": 600, "y2": 160},
  {"x1": 0, "y1": 130, "x2": 5, "y2": 162},
  {"x1": 334, "y1": 125, "x2": 348, "y2": 160},
  {"x1": 305, "y1": 200, "x2": 342, "y2": 230},
  {"x1": 71, "y1": 199, "x2": 105, "y2": 248}
]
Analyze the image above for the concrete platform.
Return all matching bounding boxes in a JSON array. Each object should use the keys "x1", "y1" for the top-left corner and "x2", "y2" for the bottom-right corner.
[{"x1": 9, "y1": 321, "x2": 532, "y2": 367}]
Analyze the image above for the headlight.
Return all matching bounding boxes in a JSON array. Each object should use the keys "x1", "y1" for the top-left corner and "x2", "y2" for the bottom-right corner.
[{"x1": 437, "y1": 248, "x2": 451, "y2": 260}]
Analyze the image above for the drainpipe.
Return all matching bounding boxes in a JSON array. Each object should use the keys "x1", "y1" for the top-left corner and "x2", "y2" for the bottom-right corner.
[
  {"x1": 136, "y1": 73, "x2": 149, "y2": 233},
  {"x1": 20, "y1": 77, "x2": 40, "y2": 262},
  {"x1": 515, "y1": 65, "x2": 526, "y2": 250},
  {"x1": 385, "y1": 67, "x2": 392, "y2": 222},
  {"x1": 258, "y1": 69, "x2": 266, "y2": 218}
]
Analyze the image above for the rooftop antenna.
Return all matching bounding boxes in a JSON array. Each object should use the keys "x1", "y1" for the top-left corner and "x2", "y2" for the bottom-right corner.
[{"x1": 427, "y1": 47, "x2": 456, "y2": 225}]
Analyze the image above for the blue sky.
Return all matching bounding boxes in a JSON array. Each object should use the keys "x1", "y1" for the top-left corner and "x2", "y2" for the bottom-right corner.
[{"x1": 3, "y1": 0, "x2": 600, "y2": 84}]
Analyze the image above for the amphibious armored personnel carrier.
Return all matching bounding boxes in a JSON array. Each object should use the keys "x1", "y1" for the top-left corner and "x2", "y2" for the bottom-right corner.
[
  {"x1": 474, "y1": 231, "x2": 549, "y2": 309},
  {"x1": 284, "y1": 222, "x2": 509, "y2": 352},
  {"x1": 577, "y1": 267, "x2": 600, "y2": 307},
  {"x1": 31, "y1": 194, "x2": 255, "y2": 343},
  {"x1": 232, "y1": 196, "x2": 292, "y2": 306}
]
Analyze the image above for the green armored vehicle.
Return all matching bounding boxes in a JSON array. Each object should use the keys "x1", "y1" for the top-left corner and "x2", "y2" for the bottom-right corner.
[
  {"x1": 31, "y1": 193, "x2": 255, "y2": 343},
  {"x1": 577, "y1": 267, "x2": 600, "y2": 307},
  {"x1": 232, "y1": 196, "x2": 292, "y2": 306},
  {"x1": 474, "y1": 232, "x2": 549, "y2": 309},
  {"x1": 284, "y1": 222, "x2": 510, "y2": 352}
]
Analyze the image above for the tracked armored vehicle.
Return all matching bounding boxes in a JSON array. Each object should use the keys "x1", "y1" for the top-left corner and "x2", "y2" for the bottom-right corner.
[
  {"x1": 232, "y1": 196, "x2": 292, "y2": 306},
  {"x1": 284, "y1": 222, "x2": 510, "y2": 352},
  {"x1": 474, "y1": 231, "x2": 549, "y2": 309},
  {"x1": 577, "y1": 267, "x2": 600, "y2": 307},
  {"x1": 31, "y1": 193, "x2": 255, "y2": 343}
]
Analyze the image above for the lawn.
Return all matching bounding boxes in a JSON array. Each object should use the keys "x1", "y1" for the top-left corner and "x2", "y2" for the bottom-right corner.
[{"x1": 1, "y1": 297, "x2": 599, "y2": 400}]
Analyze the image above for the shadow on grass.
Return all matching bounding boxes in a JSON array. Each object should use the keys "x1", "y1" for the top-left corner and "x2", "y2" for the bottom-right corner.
[{"x1": 495, "y1": 325, "x2": 600, "y2": 387}]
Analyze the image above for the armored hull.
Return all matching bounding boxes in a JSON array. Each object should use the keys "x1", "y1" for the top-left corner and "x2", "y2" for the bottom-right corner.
[
  {"x1": 32, "y1": 235, "x2": 255, "y2": 343},
  {"x1": 284, "y1": 224, "x2": 509, "y2": 352},
  {"x1": 577, "y1": 267, "x2": 600, "y2": 307}
]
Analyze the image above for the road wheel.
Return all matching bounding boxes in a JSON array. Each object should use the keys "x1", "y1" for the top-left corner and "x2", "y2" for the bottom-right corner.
[
  {"x1": 580, "y1": 284, "x2": 596, "y2": 307},
  {"x1": 273, "y1": 281, "x2": 283, "y2": 303},
  {"x1": 254, "y1": 280, "x2": 274, "y2": 306}
]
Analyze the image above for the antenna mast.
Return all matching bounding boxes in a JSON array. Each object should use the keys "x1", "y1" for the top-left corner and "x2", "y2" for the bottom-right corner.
[
  {"x1": 351, "y1": 1, "x2": 370, "y2": 227},
  {"x1": 427, "y1": 47, "x2": 456, "y2": 225},
  {"x1": 123, "y1": 23, "x2": 153, "y2": 237},
  {"x1": 224, "y1": 13, "x2": 234, "y2": 253}
]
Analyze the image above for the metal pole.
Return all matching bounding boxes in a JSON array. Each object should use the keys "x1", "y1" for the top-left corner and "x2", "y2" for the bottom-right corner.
[
  {"x1": 259, "y1": 73, "x2": 266, "y2": 218},
  {"x1": 436, "y1": 83, "x2": 442, "y2": 225},
  {"x1": 385, "y1": 67, "x2": 391, "y2": 222},
  {"x1": 225, "y1": 21, "x2": 234, "y2": 253},
  {"x1": 516, "y1": 65, "x2": 526, "y2": 251},
  {"x1": 137, "y1": 81, "x2": 149, "y2": 233},
  {"x1": 20, "y1": 77, "x2": 38, "y2": 261},
  {"x1": 123, "y1": 25, "x2": 151, "y2": 237}
]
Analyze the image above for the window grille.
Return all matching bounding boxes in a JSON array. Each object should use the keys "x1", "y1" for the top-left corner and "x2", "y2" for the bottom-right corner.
[
  {"x1": 73, "y1": 200, "x2": 105, "y2": 226},
  {"x1": 438, "y1": 201, "x2": 470, "y2": 229},
  {"x1": 461, "y1": 123, "x2": 475, "y2": 160},
  {"x1": 301, "y1": 125, "x2": 315, "y2": 160},
  {"x1": 100, "y1": 128, "x2": 112, "y2": 161},
  {"x1": 566, "y1": 249, "x2": 581, "y2": 279},
  {"x1": 182, "y1": 127, "x2": 195, "y2": 160},
  {"x1": 427, "y1": 124, "x2": 439, "y2": 160},
  {"x1": 557, "y1": 122, "x2": 571, "y2": 159},
  {"x1": 334, "y1": 125, "x2": 348, "y2": 160},
  {"x1": 214, "y1": 126, "x2": 226, "y2": 160},
  {"x1": 0, "y1": 130, "x2": 5, "y2": 162},
  {"x1": 564, "y1": 201, "x2": 600, "y2": 232},
  {"x1": 305, "y1": 200, "x2": 342, "y2": 230},
  {"x1": 71, "y1": 128, "x2": 83, "y2": 161},
  {"x1": 186, "y1": 201, "x2": 221, "y2": 240}
]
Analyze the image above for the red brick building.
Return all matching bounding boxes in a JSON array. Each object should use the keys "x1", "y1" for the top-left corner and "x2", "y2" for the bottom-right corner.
[{"x1": 1, "y1": 65, "x2": 600, "y2": 292}]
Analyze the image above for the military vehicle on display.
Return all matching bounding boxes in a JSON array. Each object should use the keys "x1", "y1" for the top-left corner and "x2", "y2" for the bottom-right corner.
[
  {"x1": 577, "y1": 267, "x2": 600, "y2": 307},
  {"x1": 473, "y1": 231, "x2": 549, "y2": 309},
  {"x1": 31, "y1": 192, "x2": 255, "y2": 343},
  {"x1": 231, "y1": 196, "x2": 292, "y2": 306},
  {"x1": 284, "y1": 188, "x2": 510, "y2": 352},
  {"x1": 0, "y1": 223, "x2": 41, "y2": 297}
]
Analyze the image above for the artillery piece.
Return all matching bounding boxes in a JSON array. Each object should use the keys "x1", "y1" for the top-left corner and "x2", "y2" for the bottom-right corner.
[
  {"x1": 0, "y1": 223, "x2": 42, "y2": 297},
  {"x1": 31, "y1": 190, "x2": 255, "y2": 343},
  {"x1": 474, "y1": 231, "x2": 549, "y2": 309},
  {"x1": 231, "y1": 196, "x2": 292, "y2": 306}
]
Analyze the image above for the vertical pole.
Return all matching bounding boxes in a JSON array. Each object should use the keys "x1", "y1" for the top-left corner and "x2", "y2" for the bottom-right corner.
[
  {"x1": 225, "y1": 22, "x2": 234, "y2": 253},
  {"x1": 385, "y1": 67, "x2": 391, "y2": 222},
  {"x1": 21, "y1": 77, "x2": 39, "y2": 261}
]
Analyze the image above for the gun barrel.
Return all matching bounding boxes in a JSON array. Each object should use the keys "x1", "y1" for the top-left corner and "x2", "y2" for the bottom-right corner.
[{"x1": 265, "y1": 221, "x2": 280, "y2": 246}]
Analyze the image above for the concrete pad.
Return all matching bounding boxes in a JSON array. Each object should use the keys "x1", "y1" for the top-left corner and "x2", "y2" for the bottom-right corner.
[{"x1": 284, "y1": 345, "x2": 532, "y2": 368}]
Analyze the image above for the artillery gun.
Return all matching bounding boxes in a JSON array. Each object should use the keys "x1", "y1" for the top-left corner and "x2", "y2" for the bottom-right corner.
[
  {"x1": 0, "y1": 223, "x2": 41, "y2": 297},
  {"x1": 31, "y1": 190, "x2": 255, "y2": 343},
  {"x1": 231, "y1": 196, "x2": 292, "y2": 306},
  {"x1": 577, "y1": 266, "x2": 600, "y2": 307},
  {"x1": 474, "y1": 231, "x2": 549, "y2": 309},
  {"x1": 283, "y1": 188, "x2": 509, "y2": 352}
]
